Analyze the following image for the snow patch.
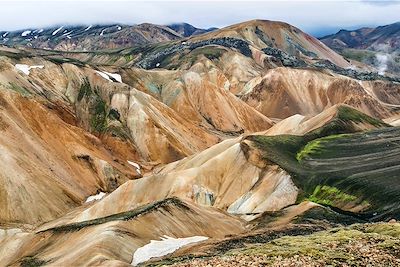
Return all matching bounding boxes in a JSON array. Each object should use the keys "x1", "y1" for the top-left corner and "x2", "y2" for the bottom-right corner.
[
  {"x1": 2, "y1": 32, "x2": 9, "y2": 37},
  {"x1": 15, "y1": 64, "x2": 44, "y2": 75},
  {"x1": 117, "y1": 25, "x2": 122, "y2": 30},
  {"x1": 131, "y1": 236, "x2": 208, "y2": 266},
  {"x1": 95, "y1": 70, "x2": 112, "y2": 81},
  {"x1": 100, "y1": 29, "x2": 106, "y2": 36},
  {"x1": 95, "y1": 70, "x2": 122, "y2": 83},
  {"x1": 103, "y1": 71, "x2": 122, "y2": 83},
  {"x1": 84, "y1": 25, "x2": 92, "y2": 31},
  {"x1": 21, "y1": 30, "x2": 31, "y2": 37},
  {"x1": 128, "y1": 160, "x2": 141, "y2": 174},
  {"x1": 85, "y1": 192, "x2": 106, "y2": 203},
  {"x1": 62, "y1": 30, "x2": 74, "y2": 36},
  {"x1": 37, "y1": 29, "x2": 44, "y2": 34},
  {"x1": 52, "y1": 26, "x2": 63, "y2": 36}
]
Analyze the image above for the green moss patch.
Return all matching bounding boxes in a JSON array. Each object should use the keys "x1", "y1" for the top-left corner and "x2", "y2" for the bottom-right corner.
[
  {"x1": 248, "y1": 124, "x2": 400, "y2": 220},
  {"x1": 90, "y1": 97, "x2": 107, "y2": 133},
  {"x1": 337, "y1": 106, "x2": 389, "y2": 128},
  {"x1": 77, "y1": 78, "x2": 92, "y2": 101},
  {"x1": 8, "y1": 82, "x2": 31, "y2": 96},
  {"x1": 20, "y1": 256, "x2": 48, "y2": 267},
  {"x1": 232, "y1": 223, "x2": 400, "y2": 265},
  {"x1": 308, "y1": 185, "x2": 358, "y2": 206},
  {"x1": 42, "y1": 198, "x2": 190, "y2": 233}
]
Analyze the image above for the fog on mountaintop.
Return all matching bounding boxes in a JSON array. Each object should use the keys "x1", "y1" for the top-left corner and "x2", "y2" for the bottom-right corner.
[{"x1": 0, "y1": 0, "x2": 399, "y2": 36}]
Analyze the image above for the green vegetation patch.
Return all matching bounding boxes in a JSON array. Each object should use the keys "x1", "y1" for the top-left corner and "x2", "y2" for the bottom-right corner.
[
  {"x1": 293, "y1": 205, "x2": 363, "y2": 226},
  {"x1": 105, "y1": 125, "x2": 131, "y2": 139},
  {"x1": 248, "y1": 124, "x2": 400, "y2": 219},
  {"x1": 124, "y1": 54, "x2": 134, "y2": 62},
  {"x1": 296, "y1": 139, "x2": 323, "y2": 161},
  {"x1": 296, "y1": 133, "x2": 349, "y2": 161},
  {"x1": 77, "y1": 78, "x2": 92, "y2": 101},
  {"x1": 90, "y1": 96, "x2": 107, "y2": 133},
  {"x1": 20, "y1": 256, "x2": 48, "y2": 267},
  {"x1": 42, "y1": 198, "x2": 189, "y2": 233},
  {"x1": 231, "y1": 223, "x2": 400, "y2": 266},
  {"x1": 308, "y1": 185, "x2": 357, "y2": 206},
  {"x1": 8, "y1": 82, "x2": 31, "y2": 96},
  {"x1": 337, "y1": 106, "x2": 389, "y2": 128},
  {"x1": 340, "y1": 48, "x2": 376, "y2": 63},
  {"x1": 108, "y1": 108, "x2": 121, "y2": 121},
  {"x1": 76, "y1": 79, "x2": 111, "y2": 134}
]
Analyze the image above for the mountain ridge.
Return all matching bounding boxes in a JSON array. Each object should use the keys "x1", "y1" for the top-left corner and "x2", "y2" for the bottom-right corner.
[
  {"x1": 320, "y1": 21, "x2": 400, "y2": 52},
  {"x1": 0, "y1": 22, "x2": 216, "y2": 51},
  {"x1": 0, "y1": 18, "x2": 400, "y2": 266},
  {"x1": 320, "y1": 21, "x2": 400, "y2": 74}
]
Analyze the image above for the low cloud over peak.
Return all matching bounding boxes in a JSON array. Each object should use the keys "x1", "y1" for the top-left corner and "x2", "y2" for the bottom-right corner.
[{"x1": 0, "y1": 1, "x2": 399, "y2": 36}]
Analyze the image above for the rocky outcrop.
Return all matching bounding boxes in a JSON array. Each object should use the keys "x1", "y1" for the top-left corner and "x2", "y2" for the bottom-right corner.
[{"x1": 135, "y1": 37, "x2": 252, "y2": 69}]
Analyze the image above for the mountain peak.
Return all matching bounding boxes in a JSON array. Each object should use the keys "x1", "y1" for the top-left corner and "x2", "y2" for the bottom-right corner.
[{"x1": 167, "y1": 22, "x2": 216, "y2": 37}]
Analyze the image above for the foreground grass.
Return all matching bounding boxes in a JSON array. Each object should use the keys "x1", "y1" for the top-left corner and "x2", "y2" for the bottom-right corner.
[{"x1": 167, "y1": 223, "x2": 400, "y2": 267}]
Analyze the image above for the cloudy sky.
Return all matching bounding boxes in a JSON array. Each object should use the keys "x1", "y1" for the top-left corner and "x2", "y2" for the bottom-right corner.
[{"x1": 1, "y1": 0, "x2": 399, "y2": 36}]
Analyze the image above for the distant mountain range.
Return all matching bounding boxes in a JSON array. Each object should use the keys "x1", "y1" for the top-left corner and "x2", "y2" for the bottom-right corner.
[
  {"x1": 320, "y1": 22, "x2": 400, "y2": 52},
  {"x1": 0, "y1": 23, "x2": 216, "y2": 51},
  {"x1": 320, "y1": 22, "x2": 400, "y2": 74}
]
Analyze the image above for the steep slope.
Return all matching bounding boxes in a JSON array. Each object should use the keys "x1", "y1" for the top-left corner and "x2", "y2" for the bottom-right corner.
[
  {"x1": 45, "y1": 106, "x2": 388, "y2": 225},
  {"x1": 121, "y1": 65, "x2": 274, "y2": 134},
  {"x1": 0, "y1": 47, "x2": 278, "y2": 225},
  {"x1": 0, "y1": 57, "x2": 213, "y2": 165},
  {"x1": 3, "y1": 106, "x2": 393, "y2": 265},
  {"x1": 1, "y1": 199, "x2": 245, "y2": 266},
  {"x1": 248, "y1": 125, "x2": 400, "y2": 220},
  {"x1": 239, "y1": 67, "x2": 400, "y2": 119},
  {"x1": 0, "y1": 50, "x2": 275, "y2": 164},
  {"x1": 58, "y1": 136, "x2": 296, "y2": 223},
  {"x1": 0, "y1": 89, "x2": 138, "y2": 226},
  {"x1": 262, "y1": 104, "x2": 389, "y2": 136},
  {"x1": 1, "y1": 18, "x2": 400, "y2": 267}
]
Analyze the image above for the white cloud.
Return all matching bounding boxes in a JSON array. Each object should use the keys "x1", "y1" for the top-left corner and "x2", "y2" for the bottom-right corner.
[{"x1": 0, "y1": 1, "x2": 399, "y2": 36}]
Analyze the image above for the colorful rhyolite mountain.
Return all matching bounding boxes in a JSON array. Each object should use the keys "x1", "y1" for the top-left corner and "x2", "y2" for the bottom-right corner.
[{"x1": 0, "y1": 19, "x2": 399, "y2": 266}]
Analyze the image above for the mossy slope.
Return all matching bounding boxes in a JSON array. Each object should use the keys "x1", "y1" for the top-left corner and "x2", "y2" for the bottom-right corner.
[{"x1": 247, "y1": 109, "x2": 400, "y2": 220}]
